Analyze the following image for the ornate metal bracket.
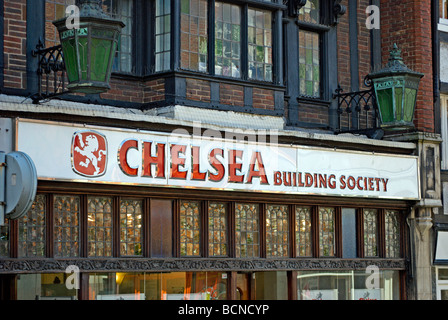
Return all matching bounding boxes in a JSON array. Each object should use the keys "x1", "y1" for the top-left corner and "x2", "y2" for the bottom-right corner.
[
  {"x1": 331, "y1": 0, "x2": 347, "y2": 25},
  {"x1": 31, "y1": 39, "x2": 69, "y2": 104},
  {"x1": 333, "y1": 77, "x2": 381, "y2": 137},
  {"x1": 286, "y1": 0, "x2": 307, "y2": 17}
]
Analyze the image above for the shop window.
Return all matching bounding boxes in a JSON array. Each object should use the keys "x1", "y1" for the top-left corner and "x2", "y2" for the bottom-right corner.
[
  {"x1": 318, "y1": 207, "x2": 335, "y2": 257},
  {"x1": 180, "y1": 200, "x2": 201, "y2": 256},
  {"x1": 266, "y1": 204, "x2": 289, "y2": 257},
  {"x1": 235, "y1": 203, "x2": 260, "y2": 258},
  {"x1": 248, "y1": 8, "x2": 273, "y2": 82},
  {"x1": 88, "y1": 272, "x2": 227, "y2": 300},
  {"x1": 236, "y1": 271, "x2": 288, "y2": 300},
  {"x1": 120, "y1": 199, "x2": 143, "y2": 256},
  {"x1": 296, "y1": 270, "x2": 400, "y2": 300},
  {"x1": 215, "y1": 2, "x2": 241, "y2": 78},
  {"x1": 441, "y1": 0, "x2": 448, "y2": 24},
  {"x1": 0, "y1": 218, "x2": 9, "y2": 258},
  {"x1": 150, "y1": 199, "x2": 173, "y2": 258},
  {"x1": 87, "y1": 197, "x2": 113, "y2": 257},
  {"x1": 180, "y1": 0, "x2": 208, "y2": 72},
  {"x1": 363, "y1": 209, "x2": 379, "y2": 257},
  {"x1": 295, "y1": 206, "x2": 312, "y2": 257},
  {"x1": 155, "y1": 0, "x2": 171, "y2": 72},
  {"x1": 104, "y1": 0, "x2": 134, "y2": 74},
  {"x1": 54, "y1": 195, "x2": 80, "y2": 258},
  {"x1": 18, "y1": 195, "x2": 47, "y2": 258},
  {"x1": 297, "y1": 0, "x2": 321, "y2": 98},
  {"x1": 17, "y1": 273, "x2": 78, "y2": 300},
  {"x1": 208, "y1": 202, "x2": 228, "y2": 257},
  {"x1": 385, "y1": 210, "x2": 401, "y2": 258}
]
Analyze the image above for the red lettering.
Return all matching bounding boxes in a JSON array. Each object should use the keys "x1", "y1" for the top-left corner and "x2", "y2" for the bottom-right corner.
[
  {"x1": 170, "y1": 144, "x2": 187, "y2": 179},
  {"x1": 375, "y1": 178, "x2": 381, "y2": 191},
  {"x1": 347, "y1": 176, "x2": 356, "y2": 190},
  {"x1": 118, "y1": 139, "x2": 139, "y2": 176},
  {"x1": 191, "y1": 146, "x2": 207, "y2": 181},
  {"x1": 274, "y1": 171, "x2": 282, "y2": 185},
  {"x1": 319, "y1": 174, "x2": 327, "y2": 188},
  {"x1": 328, "y1": 174, "x2": 336, "y2": 189},
  {"x1": 340, "y1": 175, "x2": 346, "y2": 189},
  {"x1": 368, "y1": 177, "x2": 374, "y2": 191},
  {"x1": 142, "y1": 142, "x2": 166, "y2": 178},
  {"x1": 298, "y1": 173, "x2": 305, "y2": 187},
  {"x1": 283, "y1": 172, "x2": 292, "y2": 186},
  {"x1": 247, "y1": 151, "x2": 269, "y2": 184},
  {"x1": 382, "y1": 178, "x2": 389, "y2": 192},
  {"x1": 305, "y1": 173, "x2": 313, "y2": 187},
  {"x1": 228, "y1": 150, "x2": 244, "y2": 183},
  {"x1": 208, "y1": 148, "x2": 225, "y2": 182},
  {"x1": 357, "y1": 176, "x2": 363, "y2": 190}
]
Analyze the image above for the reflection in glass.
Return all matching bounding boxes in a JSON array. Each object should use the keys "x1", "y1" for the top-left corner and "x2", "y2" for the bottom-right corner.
[
  {"x1": 319, "y1": 207, "x2": 335, "y2": 257},
  {"x1": 385, "y1": 210, "x2": 401, "y2": 258},
  {"x1": 19, "y1": 194, "x2": 46, "y2": 257},
  {"x1": 54, "y1": 195, "x2": 80, "y2": 257},
  {"x1": 295, "y1": 206, "x2": 312, "y2": 257},
  {"x1": 208, "y1": 202, "x2": 228, "y2": 256},
  {"x1": 17, "y1": 273, "x2": 77, "y2": 300},
  {"x1": 297, "y1": 270, "x2": 400, "y2": 300},
  {"x1": 266, "y1": 205, "x2": 289, "y2": 257},
  {"x1": 88, "y1": 197, "x2": 113, "y2": 257},
  {"x1": 363, "y1": 209, "x2": 378, "y2": 257},
  {"x1": 235, "y1": 203, "x2": 259, "y2": 258},
  {"x1": 120, "y1": 199, "x2": 143, "y2": 256},
  {"x1": 180, "y1": 200, "x2": 201, "y2": 256}
]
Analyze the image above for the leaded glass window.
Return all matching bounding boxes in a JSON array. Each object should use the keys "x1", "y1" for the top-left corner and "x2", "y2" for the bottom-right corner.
[
  {"x1": 248, "y1": 8, "x2": 272, "y2": 82},
  {"x1": 319, "y1": 207, "x2": 335, "y2": 257},
  {"x1": 215, "y1": 2, "x2": 241, "y2": 78},
  {"x1": 385, "y1": 210, "x2": 401, "y2": 258},
  {"x1": 235, "y1": 203, "x2": 259, "y2": 258},
  {"x1": 180, "y1": 0, "x2": 208, "y2": 72},
  {"x1": 208, "y1": 202, "x2": 228, "y2": 256},
  {"x1": 155, "y1": 0, "x2": 171, "y2": 72},
  {"x1": 120, "y1": 199, "x2": 143, "y2": 256},
  {"x1": 104, "y1": 0, "x2": 134, "y2": 73},
  {"x1": 180, "y1": 200, "x2": 201, "y2": 256},
  {"x1": 54, "y1": 195, "x2": 80, "y2": 257},
  {"x1": 19, "y1": 194, "x2": 46, "y2": 257},
  {"x1": 266, "y1": 205, "x2": 289, "y2": 257},
  {"x1": 295, "y1": 206, "x2": 312, "y2": 257},
  {"x1": 88, "y1": 197, "x2": 113, "y2": 257},
  {"x1": 363, "y1": 209, "x2": 378, "y2": 257},
  {"x1": 299, "y1": 30, "x2": 320, "y2": 98}
]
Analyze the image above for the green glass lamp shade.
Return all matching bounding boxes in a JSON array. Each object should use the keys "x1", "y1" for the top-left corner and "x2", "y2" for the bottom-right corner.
[
  {"x1": 53, "y1": 0, "x2": 124, "y2": 94},
  {"x1": 368, "y1": 44, "x2": 424, "y2": 130}
]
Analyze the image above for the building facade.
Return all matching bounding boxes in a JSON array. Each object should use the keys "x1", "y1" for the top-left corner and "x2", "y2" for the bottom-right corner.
[{"x1": 0, "y1": 0, "x2": 440, "y2": 300}]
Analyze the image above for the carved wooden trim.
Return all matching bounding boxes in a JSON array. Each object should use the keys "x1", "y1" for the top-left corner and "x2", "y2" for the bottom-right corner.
[{"x1": 0, "y1": 258, "x2": 406, "y2": 274}]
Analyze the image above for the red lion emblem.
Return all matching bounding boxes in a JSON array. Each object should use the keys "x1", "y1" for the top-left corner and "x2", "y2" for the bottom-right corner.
[{"x1": 72, "y1": 131, "x2": 107, "y2": 177}]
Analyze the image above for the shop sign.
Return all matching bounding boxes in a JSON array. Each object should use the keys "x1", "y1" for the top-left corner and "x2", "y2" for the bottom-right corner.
[{"x1": 16, "y1": 119, "x2": 420, "y2": 200}]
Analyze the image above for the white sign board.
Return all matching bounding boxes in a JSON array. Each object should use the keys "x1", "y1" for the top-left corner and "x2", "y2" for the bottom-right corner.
[{"x1": 16, "y1": 119, "x2": 420, "y2": 200}]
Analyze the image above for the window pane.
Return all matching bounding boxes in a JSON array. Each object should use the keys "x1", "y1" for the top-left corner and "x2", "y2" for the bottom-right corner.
[
  {"x1": 215, "y1": 2, "x2": 241, "y2": 78},
  {"x1": 88, "y1": 197, "x2": 113, "y2": 257},
  {"x1": 266, "y1": 205, "x2": 289, "y2": 257},
  {"x1": 208, "y1": 202, "x2": 228, "y2": 256},
  {"x1": 181, "y1": 0, "x2": 208, "y2": 72},
  {"x1": 19, "y1": 194, "x2": 46, "y2": 258},
  {"x1": 235, "y1": 203, "x2": 260, "y2": 258},
  {"x1": 342, "y1": 208, "x2": 357, "y2": 258},
  {"x1": 363, "y1": 209, "x2": 378, "y2": 257},
  {"x1": 248, "y1": 8, "x2": 272, "y2": 82},
  {"x1": 180, "y1": 200, "x2": 201, "y2": 256},
  {"x1": 299, "y1": 30, "x2": 320, "y2": 98},
  {"x1": 385, "y1": 210, "x2": 401, "y2": 258},
  {"x1": 155, "y1": 0, "x2": 171, "y2": 72},
  {"x1": 151, "y1": 199, "x2": 173, "y2": 258},
  {"x1": 17, "y1": 273, "x2": 78, "y2": 300},
  {"x1": 298, "y1": 0, "x2": 320, "y2": 24},
  {"x1": 0, "y1": 218, "x2": 10, "y2": 257},
  {"x1": 103, "y1": 0, "x2": 134, "y2": 73},
  {"x1": 319, "y1": 207, "x2": 335, "y2": 257},
  {"x1": 120, "y1": 199, "x2": 143, "y2": 256},
  {"x1": 54, "y1": 195, "x2": 80, "y2": 258},
  {"x1": 295, "y1": 206, "x2": 312, "y2": 257}
]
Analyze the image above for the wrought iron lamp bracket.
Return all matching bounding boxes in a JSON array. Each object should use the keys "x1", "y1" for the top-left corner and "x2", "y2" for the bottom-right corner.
[{"x1": 31, "y1": 39, "x2": 69, "y2": 104}]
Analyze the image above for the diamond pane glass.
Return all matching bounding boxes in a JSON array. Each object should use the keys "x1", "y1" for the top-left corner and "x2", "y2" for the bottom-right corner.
[
  {"x1": 266, "y1": 205, "x2": 289, "y2": 257},
  {"x1": 54, "y1": 195, "x2": 80, "y2": 257},
  {"x1": 120, "y1": 199, "x2": 143, "y2": 256},
  {"x1": 235, "y1": 203, "x2": 259, "y2": 258},
  {"x1": 88, "y1": 197, "x2": 113, "y2": 257},
  {"x1": 208, "y1": 202, "x2": 228, "y2": 256},
  {"x1": 180, "y1": 200, "x2": 201, "y2": 256},
  {"x1": 19, "y1": 195, "x2": 46, "y2": 258},
  {"x1": 319, "y1": 207, "x2": 335, "y2": 257},
  {"x1": 295, "y1": 206, "x2": 312, "y2": 257}
]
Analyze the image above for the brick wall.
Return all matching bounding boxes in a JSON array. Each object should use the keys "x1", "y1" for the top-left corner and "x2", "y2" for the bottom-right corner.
[
  {"x1": 186, "y1": 78, "x2": 210, "y2": 102},
  {"x1": 380, "y1": 0, "x2": 434, "y2": 132},
  {"x1": 220, "y1": 83, "x2": 244, "y2": 107},
  {"x1": 252, "y1": 88, "x2": 274, "y2": 110},
  {"x1": 3, "y1": 0, "x2": 27, "y2": 90}
]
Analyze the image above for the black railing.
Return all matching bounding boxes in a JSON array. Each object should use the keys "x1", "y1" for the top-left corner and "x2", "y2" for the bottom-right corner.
[
  {"x1": 333, "y1": 77, "x2": 380, "y2": 135},
  {"x1": 31, "y1": 40, "x2": 69, "y2": 104}
]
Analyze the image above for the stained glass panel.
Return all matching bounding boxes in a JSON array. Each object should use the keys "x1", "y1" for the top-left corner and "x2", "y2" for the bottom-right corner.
[
  {"x1": 385, "y1": 210, "x2": 401, "y2": 258},
  {"x1": 208, "y1": 202, "x2": 228, "y2": 256},
  {"x1": 266, "y1": 205, "x2": 289, "y2": 257},
  {"x1": 235, "y1": 203, "x2": 259, "y2": 258},
  {"x1": 319, "y1": 207, "x2": 335, "y2": 257},
  {"x1": 120, "y1": 199, "x2": 143, "y2": 256},
  {"x1": 88, "y1": 197, "x2": 113, "y2": 257},
  {"x1": 180, "y1": 200, "x2": 201, "y2": 256},
  {"x1": 363, "y1": 209, "x2": 378, "y2": 257},
  {"x1": 295, "y1": 206, "x2": 312, "y2": 257},
  {"x1": 18, "y1": 194, "x2": 46, "y2": 257},
  {"x1": 54, "y1": 195, "x2": 80, "y2": 257}
]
